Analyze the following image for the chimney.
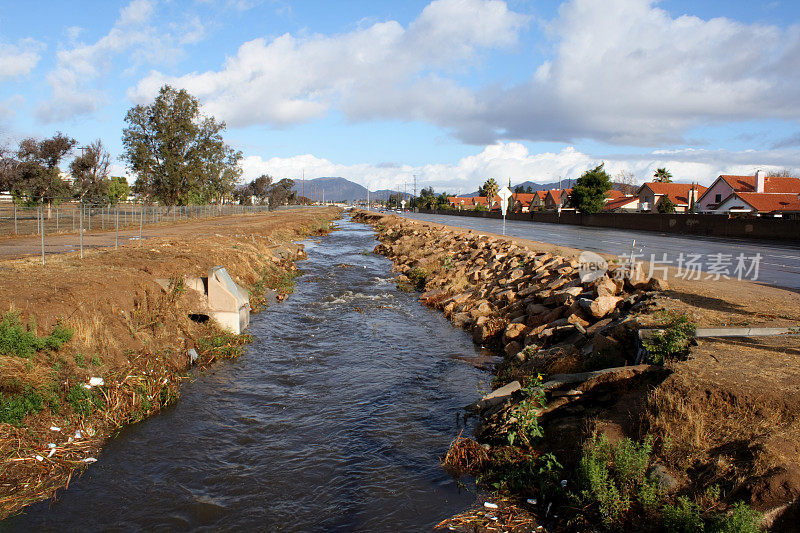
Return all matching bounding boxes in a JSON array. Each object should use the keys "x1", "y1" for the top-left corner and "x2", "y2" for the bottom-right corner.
[{"x1": 756, "y1": 169, "x2": 765, "y2": 193}]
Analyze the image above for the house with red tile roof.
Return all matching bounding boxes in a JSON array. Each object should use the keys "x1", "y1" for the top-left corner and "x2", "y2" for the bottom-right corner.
[
  {"x1": 530, "y1": 190, "x2": 548, "y2": 211},
  {"x1": 544, "y1": 188, "x2": 573, "y2": 210},
  {"x1": 696, "y1": 170, "x2": 800, "y2": 212},
  {"x1": 713, "y1": 192, "x2": 800, "y2": 216},
  {"x1": 603, "y1": 190, "x2": 639, "y2": 212},
  {"x1": 447, "y1": 196, "x2": 488, "y2": 209},
  {"x1": 637, "y1": 182, "x2": 706, "y2": 213},
  {"x1": 509, "y1": 192, "x2": 537, "y2": 213}
]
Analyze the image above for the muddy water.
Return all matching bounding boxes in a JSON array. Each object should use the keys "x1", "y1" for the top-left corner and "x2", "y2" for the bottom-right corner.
[{"x1": 4, "y1": 217, "x2": 491, "y2": 532}]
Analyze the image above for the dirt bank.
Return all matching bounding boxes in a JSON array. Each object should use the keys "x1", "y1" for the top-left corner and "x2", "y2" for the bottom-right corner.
[
  {"x1": 0, "y1": 207, "x2": 340, "y2": 519},
  {"x1": 353, "y1": 210, "x2": 800, "y2": 532}
]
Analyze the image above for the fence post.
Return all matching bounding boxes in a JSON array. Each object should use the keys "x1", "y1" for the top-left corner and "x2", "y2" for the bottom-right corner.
[
  {"x1": 73, "y1": 208, "x2": 75, "y2": 232},
  {"x1": 80, "y1": 203, "x2": 84, "y2": 259},
  {"x1": 56, "y1": 207, "x2": 59, "y2": 233},
  {"x1": 88, "y1": 206, "x2": 91, "y2": 230},
  {"x1": 40, "y1": 207, "x2": 45, "y2": 266},
  {"x1": 140, "y1": 205, "x2": 144, "y2": 245},
  {"x1": 115, "y1": 206, "x2": 119, "y2": 250},
  {"x1": 102, "y1": 206, "x2": 105, "y2": 230},
  {"x1": 37, "y1": 206, "x2": 40, "y2": 235},
  {"x1": 14, "y1": 203, "x2": 17, "y2": 234}
]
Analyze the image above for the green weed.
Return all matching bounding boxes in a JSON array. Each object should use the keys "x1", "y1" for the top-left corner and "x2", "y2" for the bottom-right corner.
[
  {"x1": 0, "y1": 311, "x2": 73, "y2": 358},
  {"x1": 642, "y1": 312, "x2": 696, "y2": 365},
  {"x1": 407, "y1": 267, "x2": 428, "y2": 291},
  {"x1": 66, "y1": 384, "x2": 105, "y2": 417}
]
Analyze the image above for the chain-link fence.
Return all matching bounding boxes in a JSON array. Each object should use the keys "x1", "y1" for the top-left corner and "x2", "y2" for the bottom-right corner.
[
  {"x1": 0, "y1": 201, "x2": 274, "y2": 265},
  {"x1": 0, "y1": 202, "x2": 274, "y2": 236}
]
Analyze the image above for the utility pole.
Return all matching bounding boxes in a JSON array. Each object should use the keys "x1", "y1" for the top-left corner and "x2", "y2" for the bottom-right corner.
[
  {"x1": 413, "y1": 174, "x2": 417, "y2": 200},
  {"x1": 302, "y1": 169, "x2": 305, "y2": 204}
]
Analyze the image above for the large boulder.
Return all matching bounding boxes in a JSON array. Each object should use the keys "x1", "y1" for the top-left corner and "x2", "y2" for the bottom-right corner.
[
  {"x1": 589, "y1": 295, "x2": 622, "y2": 318},
  {"x1": 502, "y1": 322, "x2": 529, "y2": 344}
]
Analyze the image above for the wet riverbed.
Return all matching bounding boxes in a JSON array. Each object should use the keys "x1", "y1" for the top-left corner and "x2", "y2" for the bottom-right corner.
[{"x1": 3, "y1": 217, "x2": 490, "y2": 532}]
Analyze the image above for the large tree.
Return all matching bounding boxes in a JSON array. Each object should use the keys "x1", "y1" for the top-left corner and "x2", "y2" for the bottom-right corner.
[
  {"x1": 122, "y1": 85, "x2": 242, "y2": 205},
  {"x1": 653, "y1": 167, "x2": 672, "y2": 183},
  {"x1": 3, "y1": 133, "x2": 76, "y2": 216},
  {"x1": 249, "y1": 174, "x2": 273, "y2": 204},
  {"x1": 568, "y1": 163, "x2": 613, "y2": 214},
  {"x1": 479, "y1": 178, "x2": 499, "y2": 207},
  {"x1": 70, "y1": 139, "x2": 110, "y2": 204},
  {"x1": 267, "y1": 178, "x2": 296, "y2": 207}
]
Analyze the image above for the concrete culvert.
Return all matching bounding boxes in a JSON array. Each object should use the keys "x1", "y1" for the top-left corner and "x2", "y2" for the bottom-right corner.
[{"x1": 188, "y1": 313, "x2": 210, "y2": 324}]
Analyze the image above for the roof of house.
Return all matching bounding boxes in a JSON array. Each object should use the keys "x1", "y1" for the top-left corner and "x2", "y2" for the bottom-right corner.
[
  {"x1": 605, "y1": 190, "x2": 626, "y2": 200},
  {"x1": 604, "y1": 196, "x2": 639, "y2": 211},
  {"x1": 511, "y1": 192, "x2": 537, "y2": 206},
  {"x1": 639, "y1": 182, "x2": 707, "y2": 205},
  {"x1": 719, "y1": 192, "x2": 800, "y2": 213},
  {"x1": 546, "y1": 188, "x2": 572, "y2": 203},
  {"x1": 719, "y1": 175, "x2": 800, "y2": 194}
]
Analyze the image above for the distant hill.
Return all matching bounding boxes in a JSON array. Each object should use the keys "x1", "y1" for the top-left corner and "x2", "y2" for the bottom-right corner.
[
  {"x1": 291, "y1": 177, "x2": 366, "y2": 202},
  {"x1": 291, "y1": 177, "x2": 414, "y2": 202}
]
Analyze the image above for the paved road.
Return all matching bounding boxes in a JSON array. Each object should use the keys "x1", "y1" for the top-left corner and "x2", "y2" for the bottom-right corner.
[{"x1": 397, "y1": 212, "x2": 800, "y2": 290}]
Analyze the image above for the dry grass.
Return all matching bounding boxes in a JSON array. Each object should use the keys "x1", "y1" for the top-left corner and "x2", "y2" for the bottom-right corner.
[
  {"x1": 0, "y1": 356, "x2": 51, "y2": 391},
  {"x1": 644, "y1": 373, "x2": 797, "y2": 496},
  {"x1": 443, "y1": 432, "x2": 490, "y2": 476}
]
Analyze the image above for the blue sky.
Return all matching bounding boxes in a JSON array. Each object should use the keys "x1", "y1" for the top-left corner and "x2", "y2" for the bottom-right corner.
[{"x1": 1, "y1": 0, "x2": 799, "y2": 192}]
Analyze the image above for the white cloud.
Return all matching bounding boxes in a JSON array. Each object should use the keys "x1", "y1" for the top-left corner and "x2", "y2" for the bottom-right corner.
[
  {"x1": 129, "y1": 0, "x2": 527, "y2": 127},
  {"x1": 237, "y1": 142, "x2": 800, "y2": 193},
  {"x1": 0, "y1": 38, "x2": 45, "y2": 80},
  {"x1": 131, "y1": 0, "x2": 800, "y2": 147},
  {"x1": 474, "y1": 0, "x2": 800, "y2": 145},
  {"x1": 36, "y1": 0, "x2": 207, "y2": 123}
]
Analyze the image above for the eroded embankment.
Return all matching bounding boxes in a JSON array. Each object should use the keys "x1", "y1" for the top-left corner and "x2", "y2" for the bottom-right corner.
[
  {"x1": 0, "y1": 207, "x2": 340, "y2": 518},
  {"x1": 354, "y1": 210, "x2": 799, "y2": 532}
]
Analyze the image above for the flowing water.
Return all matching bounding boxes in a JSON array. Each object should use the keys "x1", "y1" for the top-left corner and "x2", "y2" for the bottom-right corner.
[{"x1": 4, "y1": 216, "x2": 493, "y2": 532}]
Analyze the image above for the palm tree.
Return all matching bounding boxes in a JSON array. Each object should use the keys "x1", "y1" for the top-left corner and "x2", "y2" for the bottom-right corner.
[
  {"x1": 481, "y1": 178, "x2": 499, "y2": 207},
  {"x1": 653, "y1": 168, "x2": 672, "y2": 183}
]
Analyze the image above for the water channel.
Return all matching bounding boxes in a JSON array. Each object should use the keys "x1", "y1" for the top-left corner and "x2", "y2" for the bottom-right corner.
[{"x1": 3, "y1": 216, "x2": 492, "y2": 532}]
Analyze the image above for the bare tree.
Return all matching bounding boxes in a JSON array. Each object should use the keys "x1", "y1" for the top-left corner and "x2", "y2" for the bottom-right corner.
[
  {"x1": 614, "y1": 170, "x2": 638, "y2": 194},
  {"x1": 767, "y1": 168, "x2": 797, "y2": 178}
]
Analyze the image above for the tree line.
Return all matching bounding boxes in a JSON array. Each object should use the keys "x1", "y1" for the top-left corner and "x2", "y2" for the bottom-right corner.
[{"x1": 1, "y1": 84, "x2": 300, "y2": 214}]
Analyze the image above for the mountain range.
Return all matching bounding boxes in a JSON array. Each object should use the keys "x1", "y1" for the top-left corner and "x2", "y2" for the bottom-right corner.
[
  {"x1": 289, "y1": 176, "x2": 581, "y2": 202},
  {"x1": 290, "y1": 177, "x2": 412, "y2": 202}
]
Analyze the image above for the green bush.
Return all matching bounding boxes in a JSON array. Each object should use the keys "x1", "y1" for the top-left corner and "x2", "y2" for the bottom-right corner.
[
  {"x1": 0, "y1": 311, "x2": 73, "y2": 358},
  {"x1": 407, "y1": 267, "x2": 428, "y2": 291},
  {"x1": 506, "y1": 378, "x2": 547, "y2": 448},
  {"x1": 707, "y1": 502, "x2": 762, "y2": 533},
  {"x1": 0, "y1": 389, "x2": 45, "y2": 425},
  {"x1": 66, "y1": 385, "x2": 104, "y2": 417},
  {"x1": 642, "y1": 312, "x2": 696, "y2": 365},
  {"x1": 662, "y1": 496, "x2": 704, "y2": 532},
  {"x1": 578, "y1": 435, "x2": 656, "y2": 526}
]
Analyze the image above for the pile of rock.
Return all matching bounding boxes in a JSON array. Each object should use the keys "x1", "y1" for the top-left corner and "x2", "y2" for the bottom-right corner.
[{"x1": 363, "y1": 213, "x2": 664, "y2": 375}]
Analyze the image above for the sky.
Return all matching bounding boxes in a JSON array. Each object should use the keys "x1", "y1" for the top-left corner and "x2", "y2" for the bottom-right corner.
[{"x1": 1, "y1": 0, "x2": 800, "y2": 193}]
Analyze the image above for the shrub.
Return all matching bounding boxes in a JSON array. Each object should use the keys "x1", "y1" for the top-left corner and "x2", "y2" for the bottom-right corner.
[
  {"x1": 662, "y1": 496, "x2": 704, "y2": 532},
  {"x1": 66, "y1": 385, "x2": 104, "y2": 417},
  {"x1": 0, "y1": 311, "x2": 73, "y2": 358},
  {"x1": 578, "y1": 434, "x2": 656, "y2": 526},
  {"x1": 407, "y1": 267, "x2": 428, "y2": 291},
  {"x1": 707, "y1": 501, "x2": 762, "y2": 533},
  {"x1": 0, "y1": 389, "x2": 44, "y2": 425},
  {"x1": 505, "y1": 378, "x2": 547, "y2": 448},
  {"x1": 642, "y1": 312, "x2": 696, "y2": 365}
]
